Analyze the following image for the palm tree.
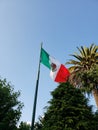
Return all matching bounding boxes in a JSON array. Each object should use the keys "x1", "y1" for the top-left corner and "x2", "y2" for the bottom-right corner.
[{"x1": 66, "y1": 44, "x2": 98, "y2": 106}]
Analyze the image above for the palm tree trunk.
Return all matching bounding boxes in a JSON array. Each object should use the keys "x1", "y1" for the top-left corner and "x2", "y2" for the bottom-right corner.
[{"x1": 93, "y1": 89, "x2": 98, "y2": 107}]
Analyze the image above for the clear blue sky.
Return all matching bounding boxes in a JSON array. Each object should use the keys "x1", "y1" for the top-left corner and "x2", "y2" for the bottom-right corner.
[{"x1": 0, "y1": 0, "x2": 98, "y2": 123}]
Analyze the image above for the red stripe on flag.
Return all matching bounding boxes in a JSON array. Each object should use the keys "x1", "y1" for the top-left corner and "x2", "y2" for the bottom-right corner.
[{"x1": 55, "y1": 64, "x2": 70, "y2": 83}]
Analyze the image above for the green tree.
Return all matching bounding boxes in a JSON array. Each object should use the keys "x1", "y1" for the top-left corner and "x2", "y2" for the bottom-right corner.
[
  {"x1": 78, "y1": 64, "x2": 98, "y2": 91},
  {"x1": 93, "y1": 110, "x2": 98, "y2": 129},
  {"x1": 41, "y1": 82, "x2": 94, "y2": 130},
  {"x1": 0, "y1": 78, "x2": 23, "y2": 130},
  {"x1": 67, "y1": 44, "x2": 98, "y2": 91},
  {"x1": 34, "y1": 116, "x2": 44, "y2": 130},
  {"x1": 66, "y1": 44, "x2": 98, "y2": 105},
  {"x1": 18, "y1": 121, "x2": 30, "y2": 130}
]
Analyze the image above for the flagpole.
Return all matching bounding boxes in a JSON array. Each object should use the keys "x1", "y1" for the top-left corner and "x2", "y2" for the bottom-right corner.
[{"x1": 31, "y1": 43, "x2": 42, "y2": 130}]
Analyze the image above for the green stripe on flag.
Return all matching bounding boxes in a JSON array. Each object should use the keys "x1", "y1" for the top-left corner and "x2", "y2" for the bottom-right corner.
[{"x1": 40, "y1": 48, "x2": 51, "y2": 69}]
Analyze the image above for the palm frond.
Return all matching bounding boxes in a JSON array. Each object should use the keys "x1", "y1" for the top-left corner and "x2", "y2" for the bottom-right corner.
[
  {"x1": 66, "y1": 60, "x2": 81, "y2": 65},
  {"x1": 89, "y1": 43, "x2": 94, "y2": 52},
  {"x1": 80, "y1": 46, "x2": 86, "y2": 57},
  {"x1": 67, "y1": 44, "x2": 98, "y2": 91},
  {"x1": 77, "y1": 46, "x2": 84, "y2": 56},
  {"x1": 71, "y1": 54, "x2": 83, "y2": 61}
]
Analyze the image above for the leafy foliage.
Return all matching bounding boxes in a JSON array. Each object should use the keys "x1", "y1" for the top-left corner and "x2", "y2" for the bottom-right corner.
[
  {"x1": 78, "y1": 64, "x2": 98, "y2": 92},
  {"x1": 34, "y1": 116, "x2": 44, "y2": 130},
  {"x1": 66, "y1": 44, "x2": 98, "y2": 91},
  {"x1": 18, "y1": 121, "x2": 31, "y2": 130},
  {"x1": 41, "y1": 82, "x2": 95, "y2": 130},
  {"x1": 0, "y1": 78, "x2": 23, "y2": 130}
]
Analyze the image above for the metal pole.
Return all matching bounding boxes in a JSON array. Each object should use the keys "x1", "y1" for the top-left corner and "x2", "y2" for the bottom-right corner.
[{"x1": 31, "y1": 43, "x2": 42, "y2": 130}]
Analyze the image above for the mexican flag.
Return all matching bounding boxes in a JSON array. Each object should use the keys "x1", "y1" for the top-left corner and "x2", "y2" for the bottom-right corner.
[{"x1": 40, "y1": 48, "x2": 70, "y2": 83}]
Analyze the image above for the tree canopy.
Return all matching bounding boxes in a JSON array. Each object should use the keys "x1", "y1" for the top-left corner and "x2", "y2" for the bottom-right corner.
[
  {"x1": 66, "y1": 44, "x2": 98, "y2": 90},
  {"x1": 0, "y1": 78, "x2": 23, "y2": 130},
  {"x1": 18, "y1": 121, "x2": 31, "y2": 130},
  {"x1": 40, "y1": 82, "x2": 96, "y2": 130}
]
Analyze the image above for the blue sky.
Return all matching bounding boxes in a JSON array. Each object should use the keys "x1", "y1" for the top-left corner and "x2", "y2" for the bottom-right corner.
[{"x1": 0, "y1": 0, "x2": 98, "y2": 123}]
